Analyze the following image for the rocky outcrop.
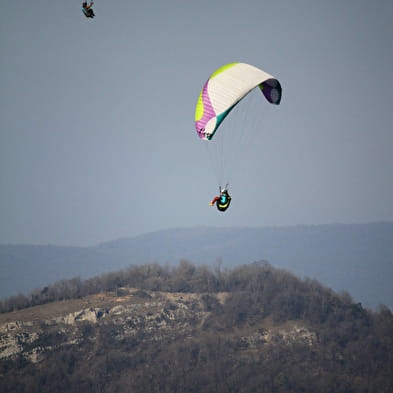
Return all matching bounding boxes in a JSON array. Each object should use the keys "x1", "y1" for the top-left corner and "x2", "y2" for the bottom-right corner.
[
  {"x1": 57, "y1": 307, "x2": 108, "y2": 325},
  {"x1": 0, "y1": 289, "x2": 317, "y2": 364}
]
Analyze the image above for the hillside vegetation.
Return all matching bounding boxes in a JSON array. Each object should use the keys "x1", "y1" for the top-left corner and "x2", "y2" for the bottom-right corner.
[{"x1": 1, "y1": 261, "x2": 392, "y2": 393}]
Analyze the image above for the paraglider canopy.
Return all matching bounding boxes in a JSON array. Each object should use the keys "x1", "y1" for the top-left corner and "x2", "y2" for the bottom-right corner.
[{"x1": 194, "y1": 62, "x2": 282, "y2": 141}]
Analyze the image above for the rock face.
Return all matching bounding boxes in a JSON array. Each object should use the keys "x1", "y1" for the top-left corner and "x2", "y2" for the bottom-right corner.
[{"x1": 0, "y1": 288, "x2": 316, "y2": 364}]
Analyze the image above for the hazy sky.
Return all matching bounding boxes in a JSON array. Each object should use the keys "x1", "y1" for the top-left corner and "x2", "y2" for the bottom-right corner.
[{"x1": 1, "y1": 0, "x2": 392, "y2": 246}]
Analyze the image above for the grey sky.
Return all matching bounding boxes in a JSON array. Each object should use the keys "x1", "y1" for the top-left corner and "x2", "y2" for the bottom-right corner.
[{"x1": 1, "y1": 0, "x2": 392, "y2": 246}]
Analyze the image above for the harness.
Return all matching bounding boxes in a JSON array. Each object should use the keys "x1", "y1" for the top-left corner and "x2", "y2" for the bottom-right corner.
[{"x1": 217, "y1": 194, "x2": 231, "y2": 211}]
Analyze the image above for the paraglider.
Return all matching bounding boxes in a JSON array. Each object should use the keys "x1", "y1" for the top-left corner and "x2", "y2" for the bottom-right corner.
[
  {"x1": 82, "y1": 1, "x2": 95, "y2": 18},
  {"x1": 209, "y1": 185, "x2": 231, "y2": 212},
  {"x1": 195, "y1": 62, "x2": 281, "y2": 140},
  {"x1": 194, "y1": 62, "x2": 282, "y2": 212}
]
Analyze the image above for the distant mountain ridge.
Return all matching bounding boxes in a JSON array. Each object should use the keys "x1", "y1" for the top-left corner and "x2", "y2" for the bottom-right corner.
[{"x1": 1, "y1": 223, "x2": 392, "y2": 309}]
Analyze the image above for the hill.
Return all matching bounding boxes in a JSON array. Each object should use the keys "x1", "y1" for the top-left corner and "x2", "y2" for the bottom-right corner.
[
  {"x1": 1, "y1": 223, "x2": 393, "y2": 309},
  {"x1": 1, "y1": 262, "x2": 392, "y2": 393}
]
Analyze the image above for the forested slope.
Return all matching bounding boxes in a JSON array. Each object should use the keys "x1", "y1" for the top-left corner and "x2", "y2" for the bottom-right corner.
[{"x1": 1, "y1": 262, "x2": 392, "y2": 393}]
